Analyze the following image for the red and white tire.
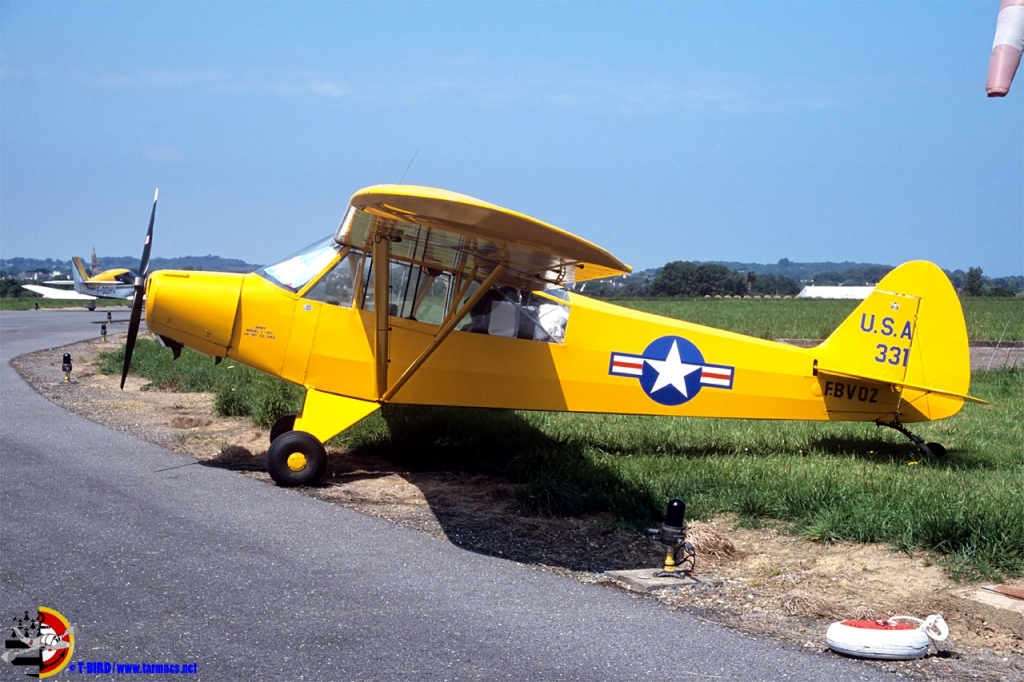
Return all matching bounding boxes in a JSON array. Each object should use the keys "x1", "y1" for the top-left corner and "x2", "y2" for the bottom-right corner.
[{"x1": 825, "y1": 619, "x2": 930, "y2": 660}]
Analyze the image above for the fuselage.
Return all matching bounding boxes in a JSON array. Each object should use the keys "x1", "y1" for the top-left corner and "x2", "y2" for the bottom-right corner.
[{"x1": 144, "y1": 265, "x2": 941, "y2": 426}]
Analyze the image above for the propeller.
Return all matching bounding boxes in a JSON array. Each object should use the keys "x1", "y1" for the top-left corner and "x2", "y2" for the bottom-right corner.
[{"x1": 120, "y1": 189, "x2": 158, "y2": 389}]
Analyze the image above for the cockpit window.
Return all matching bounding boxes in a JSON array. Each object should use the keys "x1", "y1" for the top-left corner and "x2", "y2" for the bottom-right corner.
[
  {"x1": 303, "y1": 250, "x2": 360, "y2": 307},
  {"x1": 256, "y1": 236, "x2": 340, "y2": 293},
  {"x1": 460, "y1": 286, "x2": 569, "y2": 343},
  {"x1": 357, "y1": 254, "x2": 453, "y2": 325}
]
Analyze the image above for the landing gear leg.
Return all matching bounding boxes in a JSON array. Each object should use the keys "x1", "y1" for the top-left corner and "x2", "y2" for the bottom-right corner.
[{"x1": 877, "y1": 419, "x2": 946, "y2": 458}]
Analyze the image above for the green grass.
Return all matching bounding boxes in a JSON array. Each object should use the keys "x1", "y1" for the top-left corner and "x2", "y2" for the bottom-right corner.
[
  {"x1": 960, "y1": 297, "x2": 1024, "y2": 342},
  {"x1": 614, "y1": 298, "x2": 858, "y2": 340},
  {"x1": 613, "y1": 297, "x2": 1024, "y2": 342},
  {"x1": 97, "y1": 297, "x2": 1024, "y2": 579},
  {"x1": 332, "y1": 368, "x2": 1023, "y2": 580},
  {"x1": 97, "y1": 341, "x2": 304, "y2": 428}
]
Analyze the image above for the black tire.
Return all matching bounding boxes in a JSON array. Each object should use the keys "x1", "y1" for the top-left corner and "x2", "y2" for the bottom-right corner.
[
  {"x1": 924, "y1": 442, "x2": 947, "y2": 458},
  {"x1": 267, "y1": 431, "x2": 327, "y2": 487},
  {"x1": 269, "y1": 412, "x2": 298, "y2": 444}
]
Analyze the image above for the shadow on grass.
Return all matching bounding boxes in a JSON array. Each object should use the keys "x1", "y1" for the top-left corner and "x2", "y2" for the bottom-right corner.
[
  {"x1": 194, "y1": 407, "x2": 665, "y2": 572},
  {"x1": 802, "y1": 433, "x2": 1001, "y2": 470},
  {"x1": 196, "y1": 406, "x2": 1018, "y2": 578},
  {"x1": 334, "y1": 406, "x2": 665, "y2": 572}
]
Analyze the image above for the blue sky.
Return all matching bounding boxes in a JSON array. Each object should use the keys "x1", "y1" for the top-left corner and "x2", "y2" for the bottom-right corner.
[{"x1": 1, "y1": 2, "x2": 1021, "y2": 276}]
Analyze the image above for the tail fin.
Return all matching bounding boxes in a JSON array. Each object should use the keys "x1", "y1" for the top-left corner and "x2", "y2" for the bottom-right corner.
[
  {"x1": 816, "y1": 261, "x2": 981, "y2": 423},
  {"x1": 71, "y1": 256, "x2": 91, "y2": 292}
]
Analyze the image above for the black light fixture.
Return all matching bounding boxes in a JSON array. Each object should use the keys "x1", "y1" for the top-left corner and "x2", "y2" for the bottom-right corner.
[
  {"x1": 62, "y1": 353, "x2": 73, "y2": 383},
  {"x1": 647, "y1": 498, "x2": 696, "y2": 578}
]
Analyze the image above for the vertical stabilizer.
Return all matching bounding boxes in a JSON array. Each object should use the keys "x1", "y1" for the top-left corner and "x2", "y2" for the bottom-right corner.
[
  {"x1": 71, "y1": 256, "x2": 92, "y2": 293},
  {"x1": 815, "y1": 261, "x2": 973, "y2": 422}
]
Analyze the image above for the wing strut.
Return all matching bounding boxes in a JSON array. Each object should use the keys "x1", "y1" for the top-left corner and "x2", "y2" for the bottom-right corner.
[
  {"x1": 373, "y1": 232, "x2": 392, "y2": 400},
  {"x1": 382, "y1": 263, "x2": 507, "y2": 402}
]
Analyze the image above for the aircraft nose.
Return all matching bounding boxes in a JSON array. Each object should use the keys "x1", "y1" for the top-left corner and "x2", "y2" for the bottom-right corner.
[{"x1": 145, "y1": 270, "x2": 244, "y2": 357}]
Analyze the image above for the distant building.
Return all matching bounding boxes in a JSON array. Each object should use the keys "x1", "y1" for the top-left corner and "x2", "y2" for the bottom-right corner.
[{"x1": 796, "y1": 285, "x2": 875, "y2": 299}]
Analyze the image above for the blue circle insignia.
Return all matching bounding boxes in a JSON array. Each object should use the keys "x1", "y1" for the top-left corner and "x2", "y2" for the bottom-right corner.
[{"x1": 638, "y1": 336, "x2": 706, "y2": 406}]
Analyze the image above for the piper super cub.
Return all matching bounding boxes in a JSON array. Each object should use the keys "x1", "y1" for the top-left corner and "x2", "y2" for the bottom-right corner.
[{"x1": 119, "y1": 185, "x2": 983, "y2": 486}]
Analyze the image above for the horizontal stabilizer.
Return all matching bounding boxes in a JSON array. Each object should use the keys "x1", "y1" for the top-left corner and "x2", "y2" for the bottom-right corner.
[{"x1": 817, "y1": 367, "x2": 988, "y2": 405}]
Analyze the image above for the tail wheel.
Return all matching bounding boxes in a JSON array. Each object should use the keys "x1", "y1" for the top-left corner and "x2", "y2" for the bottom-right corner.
[
  {"x1": 269, "y1": 412, "x2": 298, "y2": 444},
  {"x1": 267, "y1": 431, "x2": 327, "y2": 487}
]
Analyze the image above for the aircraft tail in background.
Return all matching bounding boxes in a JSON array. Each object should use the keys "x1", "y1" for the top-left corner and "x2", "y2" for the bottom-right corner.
[{"x1": 71, "y1": 256, "x2": 92, "y2": 290}]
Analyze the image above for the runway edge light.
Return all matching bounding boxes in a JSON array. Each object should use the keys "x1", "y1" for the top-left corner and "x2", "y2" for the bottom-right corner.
[
  {"x1": 62, "y1": 353, "x2": 72, "y2": 382},
  {"x1": 647, "y1": 499, "x2": 696, "y2": 578}
]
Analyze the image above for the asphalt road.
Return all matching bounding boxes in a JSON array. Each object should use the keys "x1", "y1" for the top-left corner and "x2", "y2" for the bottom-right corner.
[{"x1": 1, "y1": 309, "x2": 889, "y2": 681}]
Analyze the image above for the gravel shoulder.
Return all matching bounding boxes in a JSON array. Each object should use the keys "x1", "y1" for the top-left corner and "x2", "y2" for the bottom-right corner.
[{"x1": 11, "y1": 336, "x2": 1024, "y2": 681}]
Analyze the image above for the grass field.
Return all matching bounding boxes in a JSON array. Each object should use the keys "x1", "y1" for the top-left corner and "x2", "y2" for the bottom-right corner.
[
  {"x1": 615, "y1": 296, "x2": 1024, "y2": 342},
  {"x1": 338, "y1": 367, "x2": 1022, "y2": 580},
  {"x1": 98, "y1": 297, "x2": 1024, "y2": 579}
]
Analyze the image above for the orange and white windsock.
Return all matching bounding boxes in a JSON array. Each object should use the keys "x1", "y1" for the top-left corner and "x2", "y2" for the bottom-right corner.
[{"x1": 987, "y1": 0, "x2": 1024, "y2": 96}]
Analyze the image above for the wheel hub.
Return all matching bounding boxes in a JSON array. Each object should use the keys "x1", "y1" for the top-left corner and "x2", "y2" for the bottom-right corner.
[{"x1": 286, "y1": 452, "x2": 308, "y2": 472}]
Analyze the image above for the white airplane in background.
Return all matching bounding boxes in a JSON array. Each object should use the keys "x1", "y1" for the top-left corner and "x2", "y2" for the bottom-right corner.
[{"x1": 22, "y1": 256, "x2": 137, "y2": 310}]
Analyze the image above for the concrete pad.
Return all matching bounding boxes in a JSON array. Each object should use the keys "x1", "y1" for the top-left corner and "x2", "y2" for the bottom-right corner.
[
  {"x1": 603, "y1": 568, "x2": 723, "y2": 593},
  {"x1": 955, "y1": 587, "x2": 1024, "y2": 635}
]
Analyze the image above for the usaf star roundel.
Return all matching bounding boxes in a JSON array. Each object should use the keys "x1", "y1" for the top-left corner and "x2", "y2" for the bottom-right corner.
[{"x1": 609, "y1": 336, "x2": 735, "y2": 406}]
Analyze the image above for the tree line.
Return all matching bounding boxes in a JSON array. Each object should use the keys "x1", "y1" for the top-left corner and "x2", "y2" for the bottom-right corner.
[
  {"x1": 1, "y1": 255, "x2": 256, "y2": 279},
  {"x1": 580, "y1": 262, "x2": 1022, "y2": 299}
]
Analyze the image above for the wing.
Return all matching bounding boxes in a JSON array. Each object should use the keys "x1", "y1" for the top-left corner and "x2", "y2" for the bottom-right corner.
[
  {"x1": 337, "y1": 185, "x2": 631, "y2": 291},
  {"x1": 21, "y1": 284, "x2": 97, "y2": 300}
]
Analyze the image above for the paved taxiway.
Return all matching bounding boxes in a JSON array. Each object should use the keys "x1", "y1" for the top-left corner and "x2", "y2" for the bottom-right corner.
[{"x1": 1, "y1": 310, "x2": 889, "y2": 680}]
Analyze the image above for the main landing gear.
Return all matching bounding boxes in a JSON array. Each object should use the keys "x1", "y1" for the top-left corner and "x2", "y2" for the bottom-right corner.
[
  {"x1": 877, "y1": 419, "x2": 947, "y2": 458},
  {"x1": 266, "y1": 412, "x2": 329, "y2": 487},
  {"x1": 267, "y1": 429, "x2": 327, "y2": 487}
]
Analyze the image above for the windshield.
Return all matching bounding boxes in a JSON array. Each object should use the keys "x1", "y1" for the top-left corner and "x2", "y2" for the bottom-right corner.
[{"x1": 256, "y1": 236, "x2": 340, "y2": 292}]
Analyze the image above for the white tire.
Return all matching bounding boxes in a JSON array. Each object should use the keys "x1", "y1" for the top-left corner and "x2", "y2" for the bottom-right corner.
[{"x1": 826, "y1": 620, "x2": 930, "y2": 660}]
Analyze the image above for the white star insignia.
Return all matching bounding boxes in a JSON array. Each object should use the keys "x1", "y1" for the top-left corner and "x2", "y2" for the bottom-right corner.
[{"x1": 645, "y1": 340, "x2": 702, "y2": 397}]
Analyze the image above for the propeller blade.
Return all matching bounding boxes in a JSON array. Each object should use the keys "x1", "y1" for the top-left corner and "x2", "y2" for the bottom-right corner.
[
  {"x1": 138, "y1": 188, "x2": 158, "y2": 278},
  {"x1": 121, "y1": 189, "x2": 158, "y2": 390},
  {"x1": 120, "y1": 294, "x2": 144, "y2": 389}
]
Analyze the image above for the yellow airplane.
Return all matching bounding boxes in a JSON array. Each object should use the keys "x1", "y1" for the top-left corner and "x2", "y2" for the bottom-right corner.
[{"x1": 120, "y1": 186, "x2": 983, "y2": 487}]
